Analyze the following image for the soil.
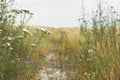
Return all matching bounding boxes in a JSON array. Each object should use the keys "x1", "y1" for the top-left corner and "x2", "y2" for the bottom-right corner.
[{"x1": 33, "y1": 47, "x2": 67, "y2": 80}]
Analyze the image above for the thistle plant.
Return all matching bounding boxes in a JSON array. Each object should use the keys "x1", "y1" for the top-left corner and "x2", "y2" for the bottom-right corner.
[{"x1": 71, "y1": 0, "x2": 120, "y2": 79}]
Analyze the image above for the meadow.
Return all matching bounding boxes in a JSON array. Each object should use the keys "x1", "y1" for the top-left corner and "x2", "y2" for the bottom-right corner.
[{"x1": 0, "y1": 0, "x2": 120, "y2": 80}]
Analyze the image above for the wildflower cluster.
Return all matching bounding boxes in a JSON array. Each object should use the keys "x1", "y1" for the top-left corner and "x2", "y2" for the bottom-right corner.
[
  {"x1": 23, "y1": 29, "x2": 33, "y2": 36},
  {"x1": 0, "y1": 0, "x2": 38, "y2": 80},
  {"x1": 37, "y1": 27, "x2": 52, "y2": 34}
]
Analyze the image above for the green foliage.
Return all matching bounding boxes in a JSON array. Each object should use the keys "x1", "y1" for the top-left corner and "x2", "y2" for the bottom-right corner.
[
  {"x1": 77, "y1": 1, "x2": 120, "y2": 80},
  {"x1": 58, "y1": 1, "x2": 120, "y2": 80},
  {"x1": 0, "y1": 0, "x2": 48, "y2": 80}
]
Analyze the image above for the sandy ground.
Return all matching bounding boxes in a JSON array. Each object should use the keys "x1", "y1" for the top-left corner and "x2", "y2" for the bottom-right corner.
[{"x1": 33, "y1": 48, "x2": 67, "y2": 80}]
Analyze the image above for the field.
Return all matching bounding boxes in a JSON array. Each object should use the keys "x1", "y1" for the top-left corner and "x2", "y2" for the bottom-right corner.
[
  {"x1": 1, "y1": 25, "x2": 120, "y2": 80},
  {"x1": 0, "y1": 0, "x2": 120, "y2": 80},
  {"x1": 35, "y1": 26, "x2": 120, "y2": 80}
]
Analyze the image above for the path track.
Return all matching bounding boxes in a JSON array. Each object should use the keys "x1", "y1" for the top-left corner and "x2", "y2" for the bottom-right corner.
[{"x1": 33, "y1": 48, "x2": 66, "y2": 80}]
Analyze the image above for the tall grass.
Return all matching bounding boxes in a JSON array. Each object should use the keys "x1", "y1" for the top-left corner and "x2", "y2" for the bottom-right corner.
[
  {"x1": 54, "y1": 0, "x2": 120, "y2": 80},
  {"x1": 78, "y1": 1, "x2": 120, "y2": 79}
]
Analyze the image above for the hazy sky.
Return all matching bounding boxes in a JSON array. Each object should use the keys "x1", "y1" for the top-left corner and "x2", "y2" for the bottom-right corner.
[{"x1": 15, "y1": 0, "x2": 120, "y2": 27}]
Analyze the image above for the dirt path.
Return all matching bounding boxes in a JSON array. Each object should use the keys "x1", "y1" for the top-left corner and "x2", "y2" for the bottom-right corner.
[{"x1": 33, "y1": 48, "x2": 67, "y2": 80}]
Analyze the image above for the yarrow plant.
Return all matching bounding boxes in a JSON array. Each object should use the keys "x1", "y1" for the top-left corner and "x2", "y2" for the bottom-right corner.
[{"x1": 0, "y1": 0, "x2": 43, "y2": 80}]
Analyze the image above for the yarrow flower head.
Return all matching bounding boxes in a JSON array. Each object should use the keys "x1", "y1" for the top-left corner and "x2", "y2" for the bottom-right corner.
[
  {"x1": 40, "y1": 28, "x2": 46, "y2": 32},
  {"x1": 88, "y1": 49, "x2": 94, "y2": 54},
  {"x1": 16, "y1": 35, "x2": 24, "y2": 39},
  {"x1": 31, "y1": 43, "x2": 37, "y2": 47},
  {"x1": 46, "y1": 30, "x2": 52, "y2": 34},
  {"x1": 10, "y1": 47, "x2": 13, "y2": 50},
  {"x1": 2, "y1": 37, "x2": 15, "y2": 41},
  {"x1": 37, "y1": 28, "x2": 52, "y2": 34},
  {"x1": 7, "y1": 37, "x2": 15, "y2": 40},
  {"x1": 6, "y1": 43, "x2": 11, "y2": 46},
  {"x1": 23, "y1": 29, "x2": 33, "y2": 36}
]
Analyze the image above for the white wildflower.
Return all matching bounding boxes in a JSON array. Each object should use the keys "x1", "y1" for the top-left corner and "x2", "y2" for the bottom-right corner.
[
  {"x1": 31, "y1": 43, "x2": 37, "y2": 47},
  {"x1": 40, "y1": 28, "x2": 46, "y2": 32},
  {"x1": 16, "y1": 35, "x2": 24, "y2": 39},
  {"x1": 7, "y1": 37, "x2": 15, "y2": 40},
  {"x1": 6, "y1": 43, "x2": 11, "y2": 46},
  {"x1": 56, "y1": 71, "x2": 60, "y2": 74},
  {"x1": 10, "y1": 47, "x2": 13, "y2": 50},
  {"x1": 47, "y1": 30, "x2": 52, "y2": 34},
  {"x1": 23, "y1": 29, "x2": 33, "y2": 36},
  {"x1": 36, "y1": 28, "x2": 52, "y2": 34},
  {"x1": 2, "y1": 37, "x2": 14, "y2": 41},
  {"x1": 40, "y1": 28, "x2": 52, "y2": 34},
  {"x1": 85, "y1": 72, "x2": 88, "y2": 75},
  {"x1": 88, "y1": 49, "x2": 94, "y2": 53}
]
